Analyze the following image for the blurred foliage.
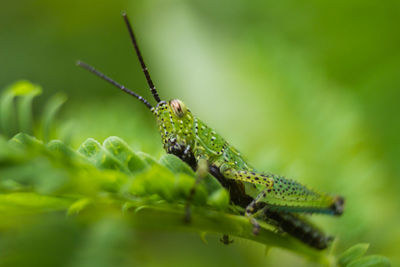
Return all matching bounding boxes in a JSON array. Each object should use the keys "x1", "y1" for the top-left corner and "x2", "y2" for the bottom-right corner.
[
  {"x1": 1, "y1": 0, "x2": 399, "y2": 266},
  {"x1": 0, "y1": 82, "x2": 391, "y2": 266}
]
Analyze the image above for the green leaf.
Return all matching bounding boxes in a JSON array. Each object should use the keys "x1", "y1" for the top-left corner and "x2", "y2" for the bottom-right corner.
[
  {"x1": 103, "y1": 136, "x2": 148, "y2": 173},
  {"x1": 207, "y1": 188, "x2": 230, "y2": 210},
  {"x1": 0, "y1": 131, "x2": 391, "y2": 265},
  {"x1": 41, "y1": 93, "x2": 67, "y2": 142},
  {"x1": 78, "y1": 138, "x2": 130, "y2": 173},
  {"x1": 47, "y1": 139, "x2": 88, "y2": 163},
  {"x1": 347, "y1": 255, "x2": 391, "y2": 267},
  {"x1": 128, "y1": 164, "x2": 180, "y2": 201},
  {"x1": 9, "y1": 132, "x2": 43, "y2": 149},
  {"x1": 0, "y1": 87, "x2": 16, "y2": 136},
  {"x1": 15, "y1": 81, "x2": 42, "y2": 134},
  {"x1": 175, "y1": 173, "x2": 208, "y2": 204},
  {"x1": 0, "y1": 192, "x2": 71, "y2": 214},
  {"x1": 9, "y1": 80, "x2": 42, "y2": 96},
  {"x1": 67, "y1": 198, "x2": 92, "y2": 215},
  {"x1": 0, "y1": 81, "x2": 67, "y2": 141},
  {"x1": 0, "y1": 135, "x2": 16, "y2": 160},
  {"x1": 136, "y1": 151, "x2": 159, "y2": 166},
  {"x1": 158, "y1": 154, "x2": 222, "y2": 194},
  {"x1": 159, "y1": 153, "x2": 195, "y2": 176},
  {"x1": 338, "y1": 243, "x2": 370, "y2": 266}
]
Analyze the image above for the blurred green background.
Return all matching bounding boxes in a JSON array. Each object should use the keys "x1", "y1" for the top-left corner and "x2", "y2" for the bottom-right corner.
[{"x1": 1, "y1": 0, "x2": 399, "y2": 266}]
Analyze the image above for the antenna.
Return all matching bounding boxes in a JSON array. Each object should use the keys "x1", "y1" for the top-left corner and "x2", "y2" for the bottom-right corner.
[
  {"x1": 76, "y1": 60, "x2": 153, "y2": 110},
  {"x1": 122, "y1": 12, "x2": 162, "y2": 103}
]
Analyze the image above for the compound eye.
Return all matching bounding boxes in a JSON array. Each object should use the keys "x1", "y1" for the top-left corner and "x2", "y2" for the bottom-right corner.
[{"x1": 170, "y1": 99, "x2": 187, "y2": 118}]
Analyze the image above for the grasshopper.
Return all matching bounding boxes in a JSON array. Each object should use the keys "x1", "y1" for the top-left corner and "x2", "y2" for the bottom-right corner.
[{"x1": 77, "y1": 13, "x2": 344, "y2": 250}]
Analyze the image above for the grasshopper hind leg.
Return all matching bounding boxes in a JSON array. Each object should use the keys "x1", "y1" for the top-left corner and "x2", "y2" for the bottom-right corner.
[{"x1": 264, "y1": 210, "x2": 334, "y2": 250}]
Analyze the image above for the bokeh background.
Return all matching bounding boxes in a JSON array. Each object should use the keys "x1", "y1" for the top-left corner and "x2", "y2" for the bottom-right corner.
[{"x1": 1, "y1": 0, "x2": 399, "y2": 266}]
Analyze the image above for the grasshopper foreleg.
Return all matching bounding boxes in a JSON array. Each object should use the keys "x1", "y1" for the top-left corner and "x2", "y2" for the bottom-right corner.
[
  {"x1": 182, "y1": 145, "x2": 191, "y2": 159},
  {"x1": 184, "y1": 157, "x2": 208, "y2": 223}
]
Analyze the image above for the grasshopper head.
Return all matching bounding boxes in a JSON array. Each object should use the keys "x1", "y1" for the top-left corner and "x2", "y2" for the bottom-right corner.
[{"x1": 153, "y1": 99, "x2": 195, "y2": 148}]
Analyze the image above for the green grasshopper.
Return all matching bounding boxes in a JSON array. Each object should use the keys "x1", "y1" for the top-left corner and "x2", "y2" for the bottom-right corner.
[{"x1": 77, "y1": 13, "x2": 344, "y2": 250}]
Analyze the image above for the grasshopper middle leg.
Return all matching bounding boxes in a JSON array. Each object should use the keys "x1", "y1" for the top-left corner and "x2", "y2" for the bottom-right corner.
[{"x1": 245, "y1": 190, "x2": 269, "y2": 235}]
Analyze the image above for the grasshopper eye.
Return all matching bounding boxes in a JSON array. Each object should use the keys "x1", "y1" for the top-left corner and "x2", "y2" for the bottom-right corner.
[{"x1": 170, "y1": 99, "x2": 187, "y2": 118}]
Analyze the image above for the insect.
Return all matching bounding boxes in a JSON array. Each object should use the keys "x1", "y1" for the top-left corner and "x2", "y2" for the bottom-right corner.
[{"x1": 77, "y1": 13, "x2": 344, "y2": 250}]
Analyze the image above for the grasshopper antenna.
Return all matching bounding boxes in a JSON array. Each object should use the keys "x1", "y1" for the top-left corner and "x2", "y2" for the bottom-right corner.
[
  {"x1": 76, "y1": 60, "x2": 153, "y2": 110},
  {"x1": 122, "y1": 12, "x2": 162, "y2": 103}
]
